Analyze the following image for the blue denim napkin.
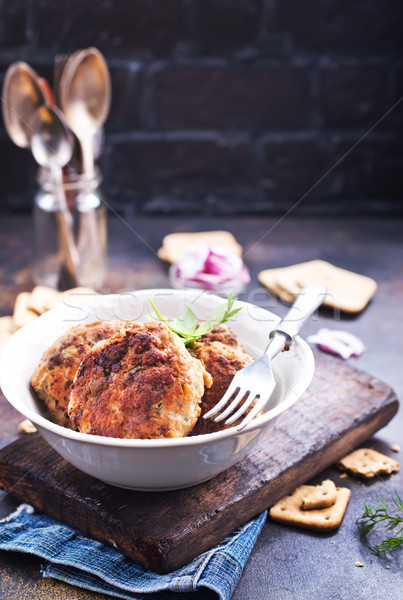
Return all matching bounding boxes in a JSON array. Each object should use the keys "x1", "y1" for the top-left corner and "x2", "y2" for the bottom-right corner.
[{"x1": 0, "y1": 504, "x2": 266, "y2": 600}]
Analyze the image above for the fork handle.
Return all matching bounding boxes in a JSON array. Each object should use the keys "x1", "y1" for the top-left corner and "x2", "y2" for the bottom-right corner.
[{"x1": 269, "y1": 282, "x2": 327, "y2": 350}]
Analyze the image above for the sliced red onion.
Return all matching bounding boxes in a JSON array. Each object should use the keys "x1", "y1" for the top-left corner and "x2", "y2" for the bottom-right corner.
[
  {"x1": 307, "y1": 328, "x2": 365, "y2": 360},
  {"x1": 318, "y1": 329, "x2": 365, "y2": 356},
  {"x1": 172, "y1": 242, "x2": 250, "y2": 292}
]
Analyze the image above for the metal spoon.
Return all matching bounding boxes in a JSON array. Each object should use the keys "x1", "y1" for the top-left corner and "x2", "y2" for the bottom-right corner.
[
  {"x1": 30, "y1": 105, "x2": 79, "y2": 290},
  {"x1": 59, "y1": 47, "x2": 111, "y2": 177},
  {"x1": 1, "y1": 62, "x2": 46, "y2": 148},
  {"x1": 53, "y1": 52, "x2": 70, "y2": 107},
  {"x1": 59, "y1": 47, "x2": 110, "y2": 289}
]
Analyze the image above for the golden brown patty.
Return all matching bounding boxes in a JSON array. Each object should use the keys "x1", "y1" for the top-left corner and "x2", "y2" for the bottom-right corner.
[
  {"x1": 68, "y1": 321, "x2": 212, "y2": 439},
  {"x1": 31, "y1": 321, "x2": 132, "y2": 427},
  {"x1": 189, "y1": 339, "x2": 254, "y2": 435},
  {"x1": 198, "y1": 324, "x2": 240, "y2": 348}
]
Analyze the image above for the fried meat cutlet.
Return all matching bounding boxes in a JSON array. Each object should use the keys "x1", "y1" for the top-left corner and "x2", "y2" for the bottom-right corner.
[
  {"x1": 68, "y1": 321, "x2": 212, "y2": 439},
  {"x1": 198, "y1": 324, "x2": 240, "y2": 348},
  {"x1": 189, "y1": 339, "x2": 254, "y2": 435},
  {"x1": 31, "y1": 321, "x2": 132, "y2": 427}
]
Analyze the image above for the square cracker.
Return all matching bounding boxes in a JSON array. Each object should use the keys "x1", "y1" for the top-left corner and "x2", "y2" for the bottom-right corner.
[
  {"x1": 257, "y1": 267, "x2": 297, "y2": 304},
  {"x1": 0, "y1": 316, "x2": 17, "y2": 335},
  {"x1": 18, "y1": 419, "x2": 37, "y2": 434},
  {"x1": 28, "y1": 286, "x2": 62, "y2": 314},
  {"x1": 336, "y1": 448, "x2": 400, "y2": 479},
  {"x1": 19, "y1": 287, "x2": 96, "y2": 324},
  {"x1": 270, "y1": 485, "x2": 350, "y2": 532},
  {"x1": 60, "y1": 287, "x2": 97, "y2": 299},
  {"x1": 12, "y1": 292, "x2": 39, "y2": 329},
  {"x1": 158, "y1": 231, "x2": 243, "y2": 264},
  {"x1": 258, "y1": 260, "x2": 377, "y2": 313},
  {"x1": 301, "y1": 479, "x2": 337, "y2": 510}
]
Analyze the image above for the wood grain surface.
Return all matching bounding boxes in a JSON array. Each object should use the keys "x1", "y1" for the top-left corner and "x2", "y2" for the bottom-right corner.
[{"x1": 0, "y1": 352, "x2": 398, "y2": 573}]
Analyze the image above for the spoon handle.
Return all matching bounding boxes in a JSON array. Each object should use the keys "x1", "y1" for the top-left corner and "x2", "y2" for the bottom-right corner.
[
  {"x1": 80, "y1": 135, "x2": 94, "y2": 178},
  {"x1": 77, "y1": 134, "x2": 104, "y2": 287},
  {"x1": 269, "y1": 282, "x2": 327, "y2": 349},
  {"x1": 51, "y1": 164, "x2": 79, "y2": 290}
]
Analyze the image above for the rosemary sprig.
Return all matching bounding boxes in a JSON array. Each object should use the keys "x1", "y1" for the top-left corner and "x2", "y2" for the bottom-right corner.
[
  {"x1": 149, "y1": 292, "x2": 242, "y2": 346},
  {"x1": 357, "y1": 491, "x2": 403, "y2": 553}
]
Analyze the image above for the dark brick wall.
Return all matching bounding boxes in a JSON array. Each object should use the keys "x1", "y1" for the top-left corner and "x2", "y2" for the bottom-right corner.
[{"x1": 0, "y1": 0, "x2": 402, "y2": 215}]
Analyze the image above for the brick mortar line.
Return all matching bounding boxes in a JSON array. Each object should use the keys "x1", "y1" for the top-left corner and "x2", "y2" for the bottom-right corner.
[
  {"x1": 105, "y1": 129, "x2": 402, "y2": 144},
  {"x1": 0, "y1": 50, "x2": 401, "y2": 67}
]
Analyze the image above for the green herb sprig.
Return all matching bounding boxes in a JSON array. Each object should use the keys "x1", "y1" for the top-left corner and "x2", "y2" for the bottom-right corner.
[
  {"x1": 149, "y1": 292, "x2": 242, "y2": 346},
  {"x1": 357, "y1": 491, "x2": 403, "y2": 553}
]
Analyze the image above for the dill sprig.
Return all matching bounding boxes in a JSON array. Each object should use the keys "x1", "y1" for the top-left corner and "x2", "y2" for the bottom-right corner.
[
  {"x1": 149, "y1": 292, "x2": 242, "y2": 346},
  {"x1": 357, "y1": 491, "x2": 403, "y2": 553}
]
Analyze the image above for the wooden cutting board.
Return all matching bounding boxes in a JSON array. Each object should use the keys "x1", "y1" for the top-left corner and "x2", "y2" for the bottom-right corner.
[{"x1": 0, "y1": 353, "x2": 398, "y2": 573}]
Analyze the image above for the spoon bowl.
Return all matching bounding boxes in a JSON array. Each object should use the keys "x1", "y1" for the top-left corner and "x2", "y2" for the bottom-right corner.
[
  {"x1": 60, "y1": 47, "x2": 111, "y2": 175},
  {"x1": 30, "y1": 105, "x2": 74, "y2": 169},
  {"x1": 1, "y1": 62, "x2": 46, "y2": 148}
]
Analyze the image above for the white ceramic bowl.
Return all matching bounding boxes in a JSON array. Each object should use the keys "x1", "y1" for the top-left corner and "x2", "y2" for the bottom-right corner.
[{"x1": 0, "y1": 289, "x2": 314, "y2": 491}]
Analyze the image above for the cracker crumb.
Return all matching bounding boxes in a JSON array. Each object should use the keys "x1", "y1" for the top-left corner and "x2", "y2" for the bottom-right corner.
[
  {"x1": 18, "y1": 419, "x2": 37, "y2": 434},
  {"x1": 386, "y1": 566, "x2": 390, "y2": 569},
  {"x1": 331, "y1": 541, "x2": 335, "y2": 544},
  {"x1": 355, "y1": 562, "x2": 364, "y2": 567},
  {"x1": 339, "y1": 473, "x2": 348, "y2": 479},
  {"x1": 391, "y1": 444, "x2": 400, "y2": 453}
]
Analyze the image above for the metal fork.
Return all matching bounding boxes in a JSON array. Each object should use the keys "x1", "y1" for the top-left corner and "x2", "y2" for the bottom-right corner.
[{"x1": 203, "y1": 282, "x2": 327, "y2": 430}]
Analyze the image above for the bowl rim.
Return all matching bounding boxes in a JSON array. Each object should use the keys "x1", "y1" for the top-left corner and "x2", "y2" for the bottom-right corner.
[{"x1": 0, "y1": 288, "x2": 315, "y2": 448}]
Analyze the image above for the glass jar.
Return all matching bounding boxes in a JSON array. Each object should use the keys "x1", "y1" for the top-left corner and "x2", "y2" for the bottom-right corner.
[{"x1": 33, "y1": 167, "x2": 107, "y2": 291}]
